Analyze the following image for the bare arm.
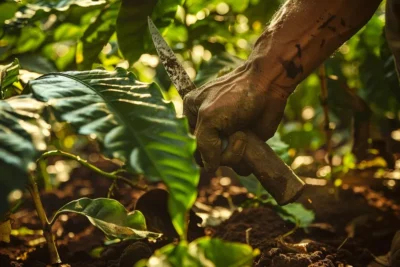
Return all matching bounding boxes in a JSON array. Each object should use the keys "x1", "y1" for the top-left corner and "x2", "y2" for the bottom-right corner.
[
  {"x1": 184, "y1": 0, "x2": 382, "y2": 172},
  {"x1": 250, "y1": 0, "x2": 383, "y2": 95}
]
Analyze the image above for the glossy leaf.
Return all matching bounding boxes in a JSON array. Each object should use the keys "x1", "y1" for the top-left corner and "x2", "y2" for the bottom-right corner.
[
  {"x1": 116, "y1": 0, "x2": 183, "y2": 63},
  {"x1": 28, "y1": 68, "x2": 199, "y2": 238},
  {"x1": 52, "y1": 198, "x2": 161, "y2": 240},
  {"x1": 79, "y1": 1, "x2": 121, "y2": 70},
  {"x1": 0, "y1": 58, "x2": 20, "y2": 99},
  {"x1": 140, "y1": 237, "x2": 258, "y2": 267},
  {"x1": 0, "y1": 95, "x2": 49, "y2": 214}
]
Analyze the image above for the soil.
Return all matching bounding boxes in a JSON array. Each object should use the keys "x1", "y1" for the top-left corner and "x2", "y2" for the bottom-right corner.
[{"x1": 1, "y1": 157, "x2": 399, "y2": 267}]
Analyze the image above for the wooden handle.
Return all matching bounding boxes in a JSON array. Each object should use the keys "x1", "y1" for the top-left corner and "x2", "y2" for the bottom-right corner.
[{"x1": 242, "y1": 131, "x2": 305, "y2": 205}]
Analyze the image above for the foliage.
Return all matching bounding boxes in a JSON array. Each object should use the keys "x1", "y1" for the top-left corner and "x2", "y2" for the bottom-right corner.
[
  {"x1": 0, "y1": 0, "x2": 399, "y2": 265},
  {"x1": 27, "y1": 68, "x2": 198, "y2": 238},
  {"x1": 239, "y1": 173, "x2": 315, "y2": 228},
  {"x1": 0, "y1": 58, "x2": 20, "y2": 98},
  {"x1": 51, "y1": 198, "x2": 161, "y2": 240},
  {"x1": 194, "y1": 52, "x2": 244, "y2": 86},
  {"x1": 137, "y1": 237, "x2": 259, "y2": 267},
  {"x1": 79, "y1": 1, "x2": 121, "y2": 70},
  {"x1": 0, "y1": 95, "x2": 48, "y2": 214},
  {"x1": 116, "y1": 0, "x2": 183, "y2": 63}
]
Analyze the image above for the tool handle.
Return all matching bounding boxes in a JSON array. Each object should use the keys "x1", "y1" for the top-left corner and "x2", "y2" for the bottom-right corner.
[{"x1": 241, "y1": 131, "x2": 305, "y2": 205}]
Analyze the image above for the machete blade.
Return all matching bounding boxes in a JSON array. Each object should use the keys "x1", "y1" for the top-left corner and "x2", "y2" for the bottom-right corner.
[{"x1": 148, "y1": 17, "x2": 196, "y2": 98}]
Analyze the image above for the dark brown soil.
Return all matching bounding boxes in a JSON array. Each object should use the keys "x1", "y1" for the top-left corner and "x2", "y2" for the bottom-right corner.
[{"x1": 1, "y1": 160, "x2": 399, "y2": 267}]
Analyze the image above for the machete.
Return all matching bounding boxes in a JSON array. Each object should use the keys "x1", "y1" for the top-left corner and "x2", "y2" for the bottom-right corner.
[{"x1": 148, "y1": 17, "x2": 305, "y2": 205}]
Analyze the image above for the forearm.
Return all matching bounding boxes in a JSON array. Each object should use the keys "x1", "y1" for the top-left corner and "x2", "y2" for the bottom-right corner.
[{"x1": 249, "y1": 0, "x2": 382, "y2": 94}]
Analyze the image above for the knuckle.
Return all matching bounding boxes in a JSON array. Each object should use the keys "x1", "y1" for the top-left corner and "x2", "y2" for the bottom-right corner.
[{"x1": 183, "y1": 93, "x2": 192, "y2": 106}]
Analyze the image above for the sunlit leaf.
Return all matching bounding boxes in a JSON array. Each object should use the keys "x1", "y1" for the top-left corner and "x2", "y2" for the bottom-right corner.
[
  {"x1": 79, "y1": 1, "x2": 121, "y2": 70},
  {"x1": 0, "y1": 58, "x2": 20, "y2": 99},
  {"x1": 116, "y1": 0, "x2": 183, "y2": 63},
  {"x1": 4, "y1": 0, "x2": 106, "y2": 32},
  {"x1": 28, "y1": 68, "x2": 199, "y2": 238},
  {"x1": 140, "y1": 237, "x2": 258, "y2": 267},
  {"x1": 52, "y1": 198, "x2": 161, "y2": 240}
]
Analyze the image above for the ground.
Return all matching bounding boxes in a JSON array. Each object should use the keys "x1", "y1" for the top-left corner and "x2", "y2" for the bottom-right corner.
[{"x1": 0, "y1": 155, "x2": 399, "y2": 267}]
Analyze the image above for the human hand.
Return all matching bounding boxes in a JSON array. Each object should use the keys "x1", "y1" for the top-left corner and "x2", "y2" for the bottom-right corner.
[{"x1": 183, "y1": 60, "x2": 292, "y2": 174}]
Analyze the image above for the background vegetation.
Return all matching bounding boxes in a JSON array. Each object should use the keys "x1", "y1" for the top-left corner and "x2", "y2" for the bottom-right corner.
[{"x1": 0, "y1": 0, "x2": 400, "y2": 265}]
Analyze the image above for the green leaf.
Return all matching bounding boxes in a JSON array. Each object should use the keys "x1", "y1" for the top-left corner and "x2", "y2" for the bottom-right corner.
[
  {"x1": 0, "y1": 95, "x2": 49, "y2": 214},
  {"x1": 237, "y1": 178, "x2": 315, "y2": 228},
  {"x1": 237, "y1": 174, "x2": 266, "y2": 197},
  {"x1": 13, "y1": 27, "x2": 46, "y2": 54},
  {"x1": 140, "y1": 242, "x2": 201, "y2": 267},
  {"x1": 194, "y1": 52, "x2": 244, "y2": 87},
  {"x1": 4, "y1": 0, "x2": 106, "y2": 32},
  {"x1": 0, "y1": 2, "x2": 18, "y2": 26},
  {"x1": 0, "y1": 58, "x2": 20, "y2": 99},
  {"x1": 116, "y1": 0, "x2": 183, "y2": 63},
  {"x1": 193, "y1": 237, "x2": 258, "y2": 266},
  {"x1": 28, "y1": 68, "x2": 199, "y2": 238},
  {"x1": 141, "y1": 237, "x2": 259, "y2": 267},
  {"x1": 18, "y1": 54, "x2": 57, "y2": 74},
  {"x1": 278, "y1": 203, "x2": 315, "y2": 228},
  {"x1": 266, "y1": 132, "x2": 290, "y2": 163},
  {"x1": 52, "y1": 198, "x2": 161, "y2": 240},
  {"x1": 79, "y1": 1, "x2": 121, "y2": 70}
]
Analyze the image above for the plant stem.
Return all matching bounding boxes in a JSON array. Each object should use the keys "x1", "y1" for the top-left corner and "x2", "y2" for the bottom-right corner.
[
  {"x1": 27, "y1": 173, "x2": 61, "y2": 265},
  {"x1": 37, "y1": 150, "x2": 146, "y2": 191},
  {"x1": 107, "y1": 180, "x2": 118, "y2": 198},
  {"x1": 38, "y1": 159, "x2": 52, "y2": 191},
  {"x1": 318, "y1": 65, "x2": 334, "y2": 182}
]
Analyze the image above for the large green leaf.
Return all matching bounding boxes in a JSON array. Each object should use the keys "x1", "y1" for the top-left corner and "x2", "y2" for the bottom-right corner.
[
  {"x1": 28, "y1": 68, "x2": 199, "y2": 238},
  {"x1": 51, "y1": 198, "x2": 160, "y2": 240},
  {"x1": 79, "y1": 1, "x2": 121, "y2": 70},
  {"x1": 0, "y1": 59, "x2": 20, "y2": 99},
  {"x1": 139, "y1": 237, "x2": 258, "y2": 267},
  {"x1": 116, "y1": 0, "x2": 183, "y2": 63},
  {"x1": 0, "y1": 95, "x2": 49, "y2": 214}
]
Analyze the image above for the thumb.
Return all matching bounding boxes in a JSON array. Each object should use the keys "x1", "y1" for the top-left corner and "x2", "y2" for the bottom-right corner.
[{"x1": 220, "y1": 131, "x2": 247, "y2": 166}]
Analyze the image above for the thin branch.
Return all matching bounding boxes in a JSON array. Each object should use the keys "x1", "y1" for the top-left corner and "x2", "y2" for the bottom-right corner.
[
  {"x1": 318, "y1": 64, "x2": 333, "y2": 179},
  {"x1": 27, "y1": 172, "x2": 61, "y2": 265},
  {"x1": 37, "y1": 150, "x2": 147, "y2": 191}
]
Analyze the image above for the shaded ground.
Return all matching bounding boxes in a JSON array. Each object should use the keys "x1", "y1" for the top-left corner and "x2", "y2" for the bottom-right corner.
[{"x1": 1, "y1": 160, "x2": 399, "y2": 267}]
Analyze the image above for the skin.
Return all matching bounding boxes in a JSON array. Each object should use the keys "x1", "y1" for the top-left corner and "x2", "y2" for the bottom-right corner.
[{"x1": 184, "y1": 0, "x2": 383, "y2": 174}]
